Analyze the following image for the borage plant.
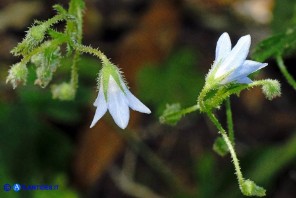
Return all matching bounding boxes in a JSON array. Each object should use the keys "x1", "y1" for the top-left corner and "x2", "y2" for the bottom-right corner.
[{"x1": 6, "y1": 0, "x2": 282, "y2": 197}]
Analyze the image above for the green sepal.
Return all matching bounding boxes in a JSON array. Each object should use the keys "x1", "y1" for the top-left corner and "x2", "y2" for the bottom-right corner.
[
  {"x1": 202, "y1": 84, "x2": 247, "y2": 111},
  {"x1": 100, "y1": 58, "x2": 125, "y2": 101}
]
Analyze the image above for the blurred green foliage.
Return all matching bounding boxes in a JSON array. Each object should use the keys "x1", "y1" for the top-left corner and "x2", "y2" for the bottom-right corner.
[
  {"x1": 253, "y1": 0, "x2": 296, "y2": 61},
  {"x1": 137, "y1": 48, "x2": 204, "y2": 115},
  {"x1": 0, "y1": 56, "x2": 99, "y2": 197},
  {"x1": 272, "y1": 0, "x2": 296, "y2": 33},
  {"x1": 252, "y1": 28, "x2": 296, "y2": 62}
]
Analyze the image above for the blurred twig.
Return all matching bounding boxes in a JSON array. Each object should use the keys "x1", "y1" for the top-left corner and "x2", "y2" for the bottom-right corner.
[
  {"x1": 110, "y1": 166, "x2": 164, "y2": 198},
  {"x1": 276, "y1": 54, "x2": 296, "y2": 91},
  {"x1": 120, "y1": 130, "x2": 185, "y2": 194}
]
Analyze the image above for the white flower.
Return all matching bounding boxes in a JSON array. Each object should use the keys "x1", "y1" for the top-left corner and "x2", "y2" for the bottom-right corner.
[
  {"x1": 90, "y1": 74, "x2": 151, "y2": 129},
  {"x1": 207, "y1": 32, "x2": 268, "y2": 85}
]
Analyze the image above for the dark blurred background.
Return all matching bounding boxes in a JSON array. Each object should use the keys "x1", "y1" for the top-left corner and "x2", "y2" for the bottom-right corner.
[{"x1": 0, "y1": 0, "x2": 296, "y2": 197}]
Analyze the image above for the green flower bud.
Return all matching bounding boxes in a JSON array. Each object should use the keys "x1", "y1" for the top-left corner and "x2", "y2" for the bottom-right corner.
[
  {"x1": 11, "y1": 24, "x2": 48, "y2": 56},
  {"x1": 51, "y1": 83, "x2": 75, "y2": 101},
  {"x1": 261, "y1": 79, "x2": 281, "y2": 100},
  {"x1": 30, "y1": 24, "x2": 47, "y2": 43},
  {"x1": 32, "y1": 47, "x2": 61, "y2": 88},
  {"x1": 159, "y1": 103, "x2": 182, "y2": 126},
  {"x1": 6, "y1": 63, "x2": 28, "y2": 89}
]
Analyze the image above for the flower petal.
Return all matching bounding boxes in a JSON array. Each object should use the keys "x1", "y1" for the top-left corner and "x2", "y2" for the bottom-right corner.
[
  {"x1": 93, "y1": 85, "x2": 104, "y2": 107},
  {"x1": 108, "y1": 76, "x2": 130, "y2": 129},
  {"x1": 236, "y1": 77, "x2": 253, "y2": 84},
  {"x1": 125, "y1": 88, "x2": 151, "y2": 114},
  {"x1": 215, "y1": 32, "x2": 232, "y2": 62},
  {"x1": 216, "y1": 35, "x2": 251, "y2": 78},
  {"x1": 118, "y1": 77, "x2": 151, "y2": 114},
  {"x1": 90, "y1": 88, "x2": 108, "y2": 128},
  {"x1": 222, "y1": 60, "x2": 268, "y2": 84}
]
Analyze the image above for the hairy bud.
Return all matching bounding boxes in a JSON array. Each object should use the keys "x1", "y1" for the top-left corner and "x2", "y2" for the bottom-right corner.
[{"x1": 6, "y1": 63, "x2": 28, "y2": 89}]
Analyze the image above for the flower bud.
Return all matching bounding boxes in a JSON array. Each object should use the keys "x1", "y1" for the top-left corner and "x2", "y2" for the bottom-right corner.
[
  {"x1": 32, "y1": 47, "x2": 61, "y2": 88},
  {"x1": 51, "y1": 83, "x2": 75, "y2": 101},
  {"x1": 30, "y1": 24, "x2": 47, "y2": 43},
  {"x1": 159, "y1": 103, "x2": 182, "y2": 126},
  {"x1": 11, "y1": 24, "x2": 48, "y2": 56},
  {"x1": 261, "y1": 79, "x2": 281, "y2": 100},
  {"x1": 6, "y1": 63, "x2": 28, "y2": 89}
]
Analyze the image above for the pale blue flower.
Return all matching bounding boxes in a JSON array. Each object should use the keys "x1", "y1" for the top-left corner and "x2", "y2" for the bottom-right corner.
[
  {"x1": 90, "y1": 74, "x2": 151, "y2": 129},
  {"x1": 207, "y1": 32, "x2": 268, "y2": 85}
]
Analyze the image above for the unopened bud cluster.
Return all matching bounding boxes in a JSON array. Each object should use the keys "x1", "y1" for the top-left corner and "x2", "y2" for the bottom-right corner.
[{"x1": 6, "y1": 3, "x2": 78, "y2": 100}]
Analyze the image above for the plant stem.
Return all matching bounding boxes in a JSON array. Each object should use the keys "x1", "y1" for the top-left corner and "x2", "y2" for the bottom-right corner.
[
  {"x1": 46, "y1": 14, "x2": 67, "y2": 28},
  {"x1": 225, "y1": 98, "x2": 234, "y2": 144},
  {"x1": 163, "y1": 104, "x2": 200, "y2": 121},
  {"x1": 180, "y1": 104, "x2": 200, "y2": 115},
  {"x1": 71, "y1": 52, "x2": 80, "y2": 90},
  {"x1": 276, "y1": 54, "x2": 296, "y2": 90},
  {"x1": 74, "y1": 44, "x2": 107, "y2": 62},
  {"x1": 206, "y1": 111, "x2": 245, "y2": 192},
  {"x1": 68, "y1": 0, "x2": 85, "y2": 92}
]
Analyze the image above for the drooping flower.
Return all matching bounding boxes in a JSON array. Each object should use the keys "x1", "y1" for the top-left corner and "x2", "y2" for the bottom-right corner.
[
  {"x1": 90, "y1": 64, "x2": 151, "y2": 129},
  {"x1": 206, "y1": 32, "x2": 268, "y2": 85}
]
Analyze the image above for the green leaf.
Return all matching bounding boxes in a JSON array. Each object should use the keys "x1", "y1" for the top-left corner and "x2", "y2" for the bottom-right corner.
[
  {"x1": 241, "y1": 179, "x2": 266, "y2": 197},
  {"x1": 252, "y1": 28, "x2": 296, "y2": 62}
]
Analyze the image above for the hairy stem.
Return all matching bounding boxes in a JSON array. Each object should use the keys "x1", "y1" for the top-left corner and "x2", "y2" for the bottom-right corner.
[
  {"x1": 74, "y1": 44, "x2": 107, "y2": 62},
  {"x1": 276, "y1": 55, "x2": 296, "y2": 90},
  {"x1": 226, "y1": 98, "x2": 234, "y2": 144},
  {"x1": 206, "y1": 111, "x2": 245, "y2": 192},
  {"x1": 68, "y1": 0, "x2": 85, "y2": 92}
]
